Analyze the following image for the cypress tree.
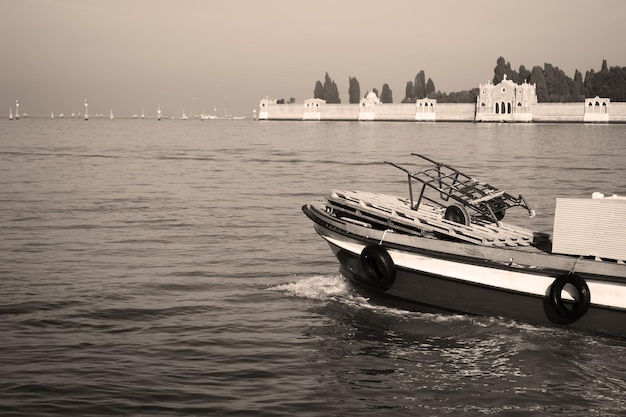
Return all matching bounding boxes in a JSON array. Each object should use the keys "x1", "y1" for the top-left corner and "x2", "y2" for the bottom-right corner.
[
  {"x1": 380, "y1": 84, "x2": 393, "y2": 103},
  {"x1": 403, "y1": 81, "x2": 415, "y2": 103},
  {"x1": 425, "y1": 78, "x2": 436, "y2": 98},
  {"x1": 493, "y1": 56, "x2": 508, "y2": 84},
  {"x1": 518, "y1": 65, "x2": 531, "y2": 83},
  {"x1": 348, "y1": 76, "x2": 361, "y2": 104},
  {"x1": 323, "y1": 73, "x2": 340, "y2": 103},
  {"x1": 314, "y1": 80, "x2": 324, "y2": 100},
  {"x1": 571, "y1": 69, "x2": 584, "y2": 101},
  {"x1": 414, "y1": 71, "x2": 426, "y2": 99},
  {"x1": 530, "y1": 66, "x2": 549, "y2": 102}
]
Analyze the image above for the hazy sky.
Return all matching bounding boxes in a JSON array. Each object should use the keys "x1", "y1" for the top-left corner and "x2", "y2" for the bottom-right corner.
[{"x1": 2, "y1": 0, "x2": 625, "y2": 117}]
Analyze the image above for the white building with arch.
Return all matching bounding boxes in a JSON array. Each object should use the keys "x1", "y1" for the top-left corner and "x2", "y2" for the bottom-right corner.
[
  {"x1": 583, "y1": 96, "x2": 610, "y2": 123},
  {"x1": 475, "y1": 75, "x2": 537, "y2": 122},
  {"x1": 358, "y1": 91, "x2": 380, "y2": 120},
  {"x1": 415, "y1": 98, "x2": 436, "y2": 121}
]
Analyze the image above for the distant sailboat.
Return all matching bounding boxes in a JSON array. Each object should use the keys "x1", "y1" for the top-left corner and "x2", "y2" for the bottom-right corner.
[
  {"x1": 181, "y1": 110, "x2": 188, "y2": 120},
  {"x1": 157, "y1": 105, "x2": 162, "y2": 121},
  {"x1": 141, "y1": 106, "x2": 145, "y2": 119},
  {"x1": 51, "y1": 112, "x2": 54, "y2": 120},
  {"x1": 9, "y1": 107, "x2": 13, "y2": 120},
  {"x1": 110, "y1": 109, "x2": 114, "y2": 120},
  {"x1": 15, "y1": 100, "x2": 20, "y2": 120},
  {"x1": 84, "y1": 99, "x2": 89, "y2": 121}
]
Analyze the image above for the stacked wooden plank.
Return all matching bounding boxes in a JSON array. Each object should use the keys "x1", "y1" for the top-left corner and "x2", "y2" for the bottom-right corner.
[{"x1": 326, "y1": 190, "x2": 534, "y2": 247}]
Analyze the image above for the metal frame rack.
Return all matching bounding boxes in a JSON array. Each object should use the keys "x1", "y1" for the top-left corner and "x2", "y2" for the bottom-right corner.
[{"x1": 385, "y1": 154, "x2": 535, "y2": 225}]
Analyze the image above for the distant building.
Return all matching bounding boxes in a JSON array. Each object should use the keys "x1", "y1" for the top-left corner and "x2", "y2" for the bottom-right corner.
[
  {"x1": 259, "y1": 97, "x2": 277, "y2": 120},
  {"x1": 415, "y1": 98, "x2": 436, "y2": 121},
  {"x1": 303, "y1": 98, "x2": 325, "y2": 120},
  {"x1": 475, "y1": 74, "x2": 537, "y2": 122},
  {"x1": 583, "y1": 96, "x2": 609, "y2": 123},
  {"x1": 358, "y1": 91, "x2": 380, "y2": 120}
]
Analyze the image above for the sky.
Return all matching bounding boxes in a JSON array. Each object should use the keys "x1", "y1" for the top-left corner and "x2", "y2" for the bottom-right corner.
[{"x1": 2, "y1": 0, "x2": 625, "y2": 118}]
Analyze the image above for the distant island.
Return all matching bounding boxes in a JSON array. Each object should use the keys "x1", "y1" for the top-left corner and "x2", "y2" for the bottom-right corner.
[
  {"x1": 274, "y1": 57, "x2": 626, "y2": 105},
  {"x1": 260, "y1": 57, "x2": 626, "y2": 123}
]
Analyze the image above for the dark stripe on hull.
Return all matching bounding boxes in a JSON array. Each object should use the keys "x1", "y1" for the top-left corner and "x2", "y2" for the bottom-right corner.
[{"x1": 329, "y1": 243, "x2": 626, "y2": 338}]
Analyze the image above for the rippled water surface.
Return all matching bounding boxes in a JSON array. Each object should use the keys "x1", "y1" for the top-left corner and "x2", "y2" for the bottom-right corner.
[{"x1": 1, "y1": 119, "x2": 625, "y2": 416}]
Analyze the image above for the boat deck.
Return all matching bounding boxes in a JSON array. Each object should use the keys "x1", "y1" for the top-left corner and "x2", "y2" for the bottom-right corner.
[{"x1": 326, "y1": 190, "x2": 536, "y2": 248}]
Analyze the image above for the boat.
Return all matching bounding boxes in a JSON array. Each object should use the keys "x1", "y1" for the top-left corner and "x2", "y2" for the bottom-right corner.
[
  {"x1": 200, "y1": 108, "x2": 218, "y2": 120},
  {"x1": 109, "y1": 109, "x2": 114, "y2": 120},
  {"x1": 9, "y1": 107, "x2": 13, "y2": 120},
  {"x1": 302, "y1": 154, "x2": 626, "y2": 338}
]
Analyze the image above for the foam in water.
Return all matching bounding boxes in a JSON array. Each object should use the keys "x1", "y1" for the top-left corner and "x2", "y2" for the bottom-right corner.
[
  {"x1": 271, "y1": 274, "x2": 351, "y2": 301},
  {"x1": 271, "y1": 275, "x2": 504, "y2": 328},
  {"x1": 271, "y1": 274, "x2": 431, "y2": 318}
]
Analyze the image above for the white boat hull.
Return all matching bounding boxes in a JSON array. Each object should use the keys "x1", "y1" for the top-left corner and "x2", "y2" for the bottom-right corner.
[{"x1": 303, "y1": 202, "x2": 626, "y2": 338}]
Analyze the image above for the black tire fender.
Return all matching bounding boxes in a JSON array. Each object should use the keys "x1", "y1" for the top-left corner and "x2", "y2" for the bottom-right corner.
[
  {"x1": 548, "y1": 273, "x2": 591, "y2": 324},
  {"x1": 360, "y1": 245, "x2": 396, "y2": 290}
]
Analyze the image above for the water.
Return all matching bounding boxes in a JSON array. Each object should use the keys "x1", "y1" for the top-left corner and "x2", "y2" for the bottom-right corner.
[{"x1": 1, "y1": 118, "x2": 625, "y2": 416}]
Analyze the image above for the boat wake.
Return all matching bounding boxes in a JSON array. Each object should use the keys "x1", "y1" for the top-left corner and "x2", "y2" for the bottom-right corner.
[
  {"x1": 270, "y1": 274, "x2": 354, "y2": 302},
  {"x1": 270, "y1": 274, "x2": 476, "y2": 323}
]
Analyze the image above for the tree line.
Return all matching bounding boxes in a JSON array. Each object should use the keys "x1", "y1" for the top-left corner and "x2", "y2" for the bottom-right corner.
[
  {"x1": 311, "y1": 71, "x2": 473, "y2": 104},
  {"x1": 284, "y1": 57, "x2": 626, "y2": 105},
  {"x1": 492, "y1": 57, "x2": 626, "y2": 102}
]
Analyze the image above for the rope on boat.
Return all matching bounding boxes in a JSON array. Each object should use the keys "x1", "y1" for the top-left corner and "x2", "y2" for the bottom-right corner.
[
  {"x1": 568, "y1": 256, "x2": 584, "y2": 275},
  {"x1": 379, "y1": 229, "x2": 392, "y2": 245}
]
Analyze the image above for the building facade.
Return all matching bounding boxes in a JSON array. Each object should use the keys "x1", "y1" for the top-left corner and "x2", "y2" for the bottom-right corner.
[{"x1": 475, "y1": 75, "x2": 537, "y2": 122}]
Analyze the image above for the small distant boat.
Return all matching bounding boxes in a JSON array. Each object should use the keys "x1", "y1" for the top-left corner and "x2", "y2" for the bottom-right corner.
[
  {"x1": 109, "y1": 109, "x2": 114, "y2": 120},
  {"x1": 303, "y1": 154, "x2": 626, "y2": 338},
  {"x1": 59, "y1": 113, "x2": 64, "y2": 118},
  {"x1": 200, "y1": 111, "x2": 218, "y2": 121},
  {"x1": 141, "y1": 106, "x2": 145, "y2": 119},
  {"x1": 181, "y1": 110, "x2": 188, "y2": 120},
  {"x1": 9, "y1": 107, "x2": 13, "y2": 120},
  {"x1": 51, "y1": 112, "x2": 54, "y2": 120}
]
